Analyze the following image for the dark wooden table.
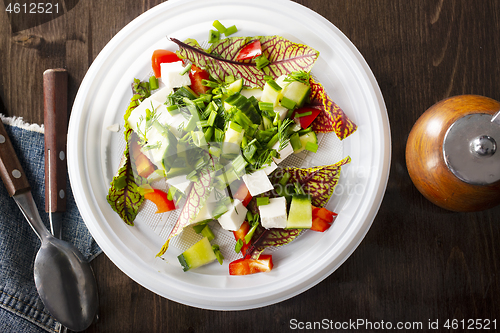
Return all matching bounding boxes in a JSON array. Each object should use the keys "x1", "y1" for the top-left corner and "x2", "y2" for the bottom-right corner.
[{"x1": 2, "y1": 0, "x2": 500, "y2": 332}]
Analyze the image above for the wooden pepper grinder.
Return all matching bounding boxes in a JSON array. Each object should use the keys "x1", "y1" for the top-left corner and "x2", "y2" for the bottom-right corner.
[{"x1": 406, "y1": 95, "x2": 500, "y2": 212}]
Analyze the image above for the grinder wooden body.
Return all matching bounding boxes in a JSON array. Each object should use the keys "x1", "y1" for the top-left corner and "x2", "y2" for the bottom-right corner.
[{"x1": 406, "y1": 95, "x2": 500, "y2": 212}]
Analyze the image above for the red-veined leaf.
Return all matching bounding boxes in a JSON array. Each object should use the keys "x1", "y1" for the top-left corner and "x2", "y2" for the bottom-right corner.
[{"x1": 308, "y1": 77, "x2": 357, "y2": 140}]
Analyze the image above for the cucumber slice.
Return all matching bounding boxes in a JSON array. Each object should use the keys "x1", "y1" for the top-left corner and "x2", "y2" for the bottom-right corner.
[
  {"x1": 293, "y1": 131, "x2": 318, "y2": 154},
  {"x1": 227, "y1": 78, "x2": 243, "y2": 94},
  {"x1": 286, "y1": 194, "x2": 312, "y2": 229},
  {"x1": 260, "y1": 80, "x2": 282, "y2": 106},
  {"x1": 240, "y1": 87, "x2": 263, "y2": 100},
  {"x1": 177, "y1": 237, "x2": 217, "y2": 271},
  {"x1": 282, "y1": 81, "x2": 311, "y2": 108}
]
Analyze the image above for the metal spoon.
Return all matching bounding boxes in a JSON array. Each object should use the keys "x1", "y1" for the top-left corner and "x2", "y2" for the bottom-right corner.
[{"x1": 0, "y1": 120, "x2": 98, "y2": 332}]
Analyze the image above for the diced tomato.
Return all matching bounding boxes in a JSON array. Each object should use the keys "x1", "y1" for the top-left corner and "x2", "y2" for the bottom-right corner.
[
  {"x1": 292, "y1": 107, "x2": 322, "y2": 129},
  {"x1": 236, "y1": 40, "x2": 262, "y2": 61},
  {"x1": 144, "y1": 189, "x2": 176, "y2": 213},
  {"x1": 233, "y1": 220, "x2": 251, "y2": 256},
  {"x1": 229, "y1": 254, "x2": 273, "y2": 275},
  {"x1": 310, "y1": 205, "x2": 337, "y2": 232},
  {"x1": 151, "y1": 49, "x2": 181, "y2": 78},
  {"x1": 130, "y1": 139, "x2": 156, "y2": 178},
  {"x1": 233, "y1": 182, "x2": 253, "y2": 207},
  {"x1": 189, "y1": 65, "x2": 210, "y2": 95}
]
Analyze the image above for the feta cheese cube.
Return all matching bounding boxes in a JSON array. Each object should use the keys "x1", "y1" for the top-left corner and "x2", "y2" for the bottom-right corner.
[
  {"x1": 150, "y1": 85, "x2": 174, "y2": 104},
  {"x1": 272, "y1": 141, "x2": 294, "y2": 164},
  {"x1": 126, "y1": 97, "x2": 162, "y2": 133},
  {"x1": 166, "y1": 174, "x2": 191, "y2": 194},
  {"x1": 259, "y1": 197, "x2": 288, "y2": 229},
  {"x1": 242, "y1": 169, "x2": 274, "y2": 196},
  {"x1": 217, "y1": 199, "x2": 247, "y2": 231},
  {"x1": 274, "y1": 105, "x2": 289, "y2": 121},
  {"x1": 160, "y1": 61, "x2": 191, "y2": 89},
  {"x1": 262, "y1": 161, "x2": 278, "y2": 175}
]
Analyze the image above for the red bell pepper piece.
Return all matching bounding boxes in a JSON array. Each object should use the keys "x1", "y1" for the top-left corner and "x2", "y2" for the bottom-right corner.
[
  {"x1": 292, "y1": 107, "x2": 322, "y2": 129},
  {"x1": 310, "y1": 205, "x2": 337, "y2": 232},
  {"x1": 236, "y1": 40, "x2": 262, "y2": 61},
  {"x1": 189, "y1": 65, "x2": 210, "y2": 95},
  {"x1": 233, "y1": 220, "x2": 251, "y2": 256},
  {"x1": 232, "y1": 182, "x2": 253, "y2": 207},
  {"x1": 229, "y1": 254, "x2": 273, "y2": 275},
  {"x1": 130, "y1": 139, "x2": 156, "y2": 178},
  {"x1": 144, "y1": 189, "x2": 176, "y2": 213},
  {"x1": 151, "y1": 49, "x2": 181, "y2": 78}
]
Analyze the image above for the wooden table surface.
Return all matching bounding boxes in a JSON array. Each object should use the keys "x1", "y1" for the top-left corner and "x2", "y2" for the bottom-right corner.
[{"x1": 2, "y1": 0, "x2": 500, "y2": 332}]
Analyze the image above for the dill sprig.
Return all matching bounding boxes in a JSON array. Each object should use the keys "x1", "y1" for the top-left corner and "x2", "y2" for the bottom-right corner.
[{"x1": 278, "y1": 118, "x2": 294, "y2": 152}]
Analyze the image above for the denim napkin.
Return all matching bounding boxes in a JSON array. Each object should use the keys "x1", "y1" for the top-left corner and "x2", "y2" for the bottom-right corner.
[{"x1": 0, "y1": 116, "x2": 101, "y2": 333}]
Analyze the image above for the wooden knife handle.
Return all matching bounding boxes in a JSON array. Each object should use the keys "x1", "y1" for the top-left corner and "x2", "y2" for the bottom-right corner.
[
  {"x1": 43, "y1": 68, "x2": 68, "y2": 213},
  {"x1": 0, "y1": 120, "x2": 31, "y2": 196}
]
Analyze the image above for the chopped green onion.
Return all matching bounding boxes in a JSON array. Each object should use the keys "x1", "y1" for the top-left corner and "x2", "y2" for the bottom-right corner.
[
  {"x1": 167, "y1": 104, "x2": 180, "y2": 115},
  {"x1": 266, "y1": 79, "x2": 282, "y2": 92},
  {"x1": 214, "y1": 128, "x2": 224, "y2": 142},
  {"x1": 266, "y1": 133, "x2": 279, "y2": 149},
  {"x1": 212, "y1": 20, "x2": 227, "y2": 33},
  {"x1": 196, "y1": 120, "x2": 209, "y2": 128},
  {"x1": 212, "y1": 244, "x2": 224, "y2": 265},
  {"x1": 305, "y1": 141, "x2": 319, "y2": 153},
  {"x1": 244, "y1": 219, "x2": 259, "y2": 244},
  {"x1": 201, "y1": 225, "x2": 215, "y2": 241},
  {"x1": 224, "y1": 25, "x2": 238, "y2": 36},
  {"x1": 202, "y1": 79, "x2": 219, "y2": 88},
  {"x1": 256, "y1": 197, "x2": 270, "y2": 206},
  {"x1": 280, "y1": 96, "x2": 297, "y2": 110},
  {"x1": 294, "y1": 111, "x2": 313, "y2": 118},
  {"x1": 229, "y1": 121, "x2": 243, "y2": 133},
  {"x1": 204, "y1": 126, "x2": 214, "y2": 142},
  {"x1": 233, "y1": 155, "x2": 248, "y2": 175},
  {"x1": 258, "y1": 102, "x2": 274, "y2": 112},
  {"x1": 290, "y1": 132, "x2": 302, "y2": 151},
  {"x1": 149, "y1": 76, "x2": 159, "y2": 90},
  {"x1": 235, "y1": 239, "x2": 244, "y2": 253},
  {"x1": 180, "y1": 63, "x2": 192, "y2": 75},
  {"x1": 207, "y1": 109, "x2": 217, "y2": 127},
  {"x1": 255, "y1": 54, "x2": 270, "y2": 70},
  {"x1": 192, "y1": 224, "x2": 206, "y2": 234},
  {"x1": 208, "y1": 29, "x2": 220, "y2": 43}
]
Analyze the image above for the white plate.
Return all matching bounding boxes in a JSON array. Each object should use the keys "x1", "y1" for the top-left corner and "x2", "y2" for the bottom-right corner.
[{"x1": 68, "y1": 0, "x2": 390, "y2": 310}]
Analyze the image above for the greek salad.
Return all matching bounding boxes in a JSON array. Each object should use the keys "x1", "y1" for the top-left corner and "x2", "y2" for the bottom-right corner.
[{"x1": 107, "y1": 21, "x2": 357, "y2": 275}]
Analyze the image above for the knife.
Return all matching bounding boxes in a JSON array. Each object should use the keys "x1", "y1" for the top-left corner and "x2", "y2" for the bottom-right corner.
[{"x1": 43, "y1": 68, "x2": 68, "y2": 240}]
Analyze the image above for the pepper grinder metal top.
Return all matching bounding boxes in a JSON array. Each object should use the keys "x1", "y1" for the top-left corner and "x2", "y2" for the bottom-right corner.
[{"x1": 406, "y1": 95, "x2": 500, "y2": 212}]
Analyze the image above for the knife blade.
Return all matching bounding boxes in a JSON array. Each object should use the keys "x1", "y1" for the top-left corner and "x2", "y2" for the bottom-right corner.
[{"x1": 43, "y1": 68, "x2": 68, "y2": 240}]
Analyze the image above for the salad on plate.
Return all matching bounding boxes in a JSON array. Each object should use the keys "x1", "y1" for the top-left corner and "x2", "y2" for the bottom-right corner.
[{"x1": 106, "y1": 21, "x2": 357, "y2": 275}]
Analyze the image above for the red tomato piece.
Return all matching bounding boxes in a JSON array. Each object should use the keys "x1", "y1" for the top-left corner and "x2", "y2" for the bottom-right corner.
[
  {"x1": 151, "y1": 49, "x2": 181, "y2": 78},
  {"x1": 292, "y1": 107, "x2": 322, "y2": 129},
  {"x1": 229, "y1": 255, "x2": 273, "y2": 275},
  {"x1": 144, "y1": 189, "x2": 176, "y2": 213},
  {"x1": 189, "y1": 65, "x2": 210, "y2": 96},
  {"x1": 236, "y1": 40, "x2": 262, "y2": 61},
  {"x1": 233, "y1": 220, "x2": 251, "y2": 256},
  {"x1": 233, "y1": 182, "x2": 253, "y2": 207}
]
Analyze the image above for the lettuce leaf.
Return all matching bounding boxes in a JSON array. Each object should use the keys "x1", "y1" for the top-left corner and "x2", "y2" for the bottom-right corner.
[
  {"x1": 172, "y1": 36, "x2": 319, "y2": 88},
  {"x1": 309, "y1": 78, "x2": 357, "y2": 140},
  {"x1": 246, "y1": 157, "x2": 351, "y2": 259}
]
